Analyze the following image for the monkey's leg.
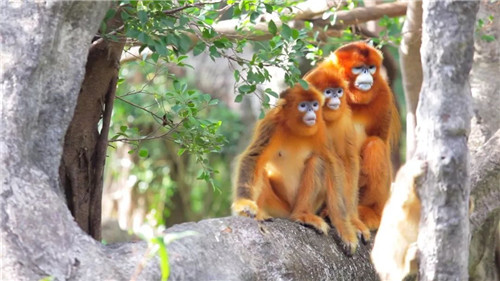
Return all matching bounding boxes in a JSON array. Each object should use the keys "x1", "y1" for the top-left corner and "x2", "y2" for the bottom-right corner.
[
  {"x1": 358, "y1": 136, "x2": 390, "y2": 230},
  {"x1": 324, "y1": 158, "x2": 359, "y2": 254},
  {"x1": 257, "y1": 174, "x2": 291, "y2": 219},
  {"x1": 343, "y1": 156, "x2": 371, "y2": 242},
  {"x1": 290, "y1": 156, "x2": 330, "y2": 235}
]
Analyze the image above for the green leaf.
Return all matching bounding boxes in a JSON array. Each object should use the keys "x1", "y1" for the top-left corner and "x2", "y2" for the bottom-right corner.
[
  {"x1": 249, "y1": 11, "x2": 259, "y2": 23},
  {"x1": 481, "y1": 34, "x2": 495, "y2": 42},
  {"x1": 178, "y1": 34, "x2": 192, "y2": 54},
  {"x1": 265, "y1": 88, "x2": 278, "y2": 98},
  {"x1": 264, "y1": 3, "x2": 273, "y2": 13},
  {"x1": 192, "y1": 41, "x2": 206, "y2": 56},
  {"x1": 234, "y1": 70, "x2": 240, "y2": 82},
  {"x1": 121, "y1": 11, "x2": 130, "y2": 21},
  {"x1": 100, "y1": 22, "x2": 107, "y2": 34},
  {"x1": 151, "y1": 52, "x2": 160, "y2": 62},
  {"x1": 104, "y1": 8, "x2": 116, "y2": 22},
  {"x1": 209, "y1": 45, "x2": 220, "y2": 58},
  {"x1": 281, "y1": 24, "x2": 292, "y2": 39},
  {"x1": 138, "y1": 10, "x2": 148, "y2": 25},
  {"x1": 268, "y1": 20, "x2": 277, "y2": 35},
  {"x1": 298, "y1": 79, "x2": 309, "y2": 90},
  {"x1": 234, "y1": 94, "x2": 244, "y2": 103},
  {"x1": 177, "y1": 148, "x2": 186, "y2": 156},
  {"x1": 153, "y1": 237, "x2": 169, "y2": 281},
  {"x1": 238, "y1": 84, "x2": 254, "y2": 94},
  {"x1": 120, "y1": 125, "x2": 127, "y2": 133},
  {"x1": 139, "y1": 149, "x2": 149, "y2": 158}
]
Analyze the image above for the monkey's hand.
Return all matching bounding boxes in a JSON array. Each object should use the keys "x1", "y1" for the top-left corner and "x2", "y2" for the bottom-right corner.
[
  {"x1": 406, "y1": 158, "x2": 427, "y2": 179},
  {"x1": 232, "y1": 199, "x2": 259, "y2": 218},
  {"x1": 291, "y1": 212, "x2": 330, "y2": 235}
]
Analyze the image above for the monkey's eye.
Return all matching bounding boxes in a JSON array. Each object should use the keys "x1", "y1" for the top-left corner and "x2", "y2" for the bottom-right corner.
[
  {"x1": 312, "y1": 101, "x2": 319, "y2": 110},
  {"x1": 352, "y1": 66, "x2": 363, "y2": 75},
  {"x1": 324, "y1": 88, "x2": 334, "y2": 97},
  {"x1": 368, "y1": 65, "x2": 376, "y2": 74},
  {"x1": 336, "y1": 88, "x2": 344, "y2": 97},
  {"x1": 298, "y1": 102, "x2": 308, "y2": 112}
]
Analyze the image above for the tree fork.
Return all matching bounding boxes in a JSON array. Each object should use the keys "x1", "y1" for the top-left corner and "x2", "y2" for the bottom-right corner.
[{"x1": 59, "y1": 8, "x2": 125, "y2": 240}]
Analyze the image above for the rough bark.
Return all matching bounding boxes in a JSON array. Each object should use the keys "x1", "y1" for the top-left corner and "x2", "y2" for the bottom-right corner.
[
  {"x1": 415, "y1": 1, "x2": 480, "y2": 281},
  {"x1": 166, "y1": 217, "x2": 378, "y2": 281},
  {"x1": 467, "y1": 1, "x2": 500, "y2": 280},
  {"x1": 468, "y1": 131, "x2": 500, "y2": 281},
  {"x1": 59, "y1": 6, "x2": 125, "y2": 240},
  {"x1": 399, "y1": 0, "x2": 423, "y2": 159},
  {"x1": 469, "y1": 0, "x2": 500, "y2": 153},
  {"x1": 0, "y1": 2, "x2": 160, "y2": 280}
]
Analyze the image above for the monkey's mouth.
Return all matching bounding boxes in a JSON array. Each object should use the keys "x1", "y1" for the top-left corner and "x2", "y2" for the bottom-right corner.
[
  {"x1": 355, "y1": 82, "x2": 373, "y2": 91},
  {"x1": 327, "y1": 100, "x2": 341, "y2": 110},
  {"x1": 304, "y1": 118, "x2": 316, "y2": 126}
]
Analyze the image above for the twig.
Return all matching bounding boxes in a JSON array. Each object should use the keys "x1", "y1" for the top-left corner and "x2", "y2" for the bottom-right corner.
[{"x1": 163, "y1": 1, "x2": 222, "y2": 15}]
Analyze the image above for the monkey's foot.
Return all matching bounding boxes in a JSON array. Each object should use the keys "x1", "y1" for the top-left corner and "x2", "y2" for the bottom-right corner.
[
  {"x1": 329, "y1": 218, "x2": 359, "y2": 255},
  {"x1": 352, "y1": 217, "x2": 371, "y2": 243},
  {"x1": 232, "y1": 199, "x2": 259, "y2": 218},
  {"x1": 336, "y1": 229, "x2": 359, "y2": 256},
  {"x1": 291, "y1": 213, "x2": 330, "y2": 235}
]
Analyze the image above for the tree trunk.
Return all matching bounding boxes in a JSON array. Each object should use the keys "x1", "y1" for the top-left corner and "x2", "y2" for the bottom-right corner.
[
  {"x1": 0, "y1": 2, "x2": 159, "y2": 280},
  {"x1": 468, "y1": 1, "x2": 500, "y2": 280},
  {"x1": 415, "y1": 1, "x2": 480, "y2": 280},
  {"x1": 59, "y1": 6, "x2": 125, "y2": 240},
  {"x1": 399, "y1": 0, "x2": 423, "y2": 160}
]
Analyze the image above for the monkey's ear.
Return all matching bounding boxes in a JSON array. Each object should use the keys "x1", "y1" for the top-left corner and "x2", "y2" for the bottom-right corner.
[{"x1": 279, "y1": 89, "x2": 290, "y2": 99}]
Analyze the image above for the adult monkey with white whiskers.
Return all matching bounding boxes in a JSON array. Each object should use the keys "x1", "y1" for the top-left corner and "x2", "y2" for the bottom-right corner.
[{"x1": 331, "y1": 41, "x2": 401, "y2": 230}]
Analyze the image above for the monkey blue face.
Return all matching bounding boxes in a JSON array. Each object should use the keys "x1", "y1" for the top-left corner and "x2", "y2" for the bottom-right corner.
[
  {"x1": 298, "y1": 100, "x2": 320, "y2": 126},
  {"x1": 352, "y1": 65, "x2": 376, "y2": 91},
  {"x1": 323, "y1": 88, "x2": 344, "y2": 110}
]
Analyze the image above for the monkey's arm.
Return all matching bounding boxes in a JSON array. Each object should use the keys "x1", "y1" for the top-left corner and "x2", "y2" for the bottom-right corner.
[
  {"x1": 232, "y1": 116, "x2": 277, "y2": 217},
  {"x1": 373, "y1": 105, "x2": 392, "y2": 142},
  {"x1": 389, "y1": 101, "x2": 401, "y2": 149}
]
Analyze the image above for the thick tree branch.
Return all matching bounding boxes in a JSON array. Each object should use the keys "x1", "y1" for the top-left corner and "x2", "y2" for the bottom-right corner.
[
  {"x1": 90, "y1": 75, "x2": 118, "y2": 240},
  {"x1": 213, "y1": 2, "x2": 407, "y2": 40},
  {"x1": 165, "y1": 217, "x2": 378, "y2": 280},
  {"x1": 310, "y1": 2, "x2": 408, "y2": 29}
]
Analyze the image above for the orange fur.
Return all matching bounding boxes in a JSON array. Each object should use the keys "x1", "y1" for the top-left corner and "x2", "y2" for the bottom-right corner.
[
  {"x1": 232, "y1": 83, "x2": 358, "y2": 252},
  {"x1": 331, "y1": 41, "x2": 401, "y2": 230},
  {"x1": 304, "y1": 60, "x2": 370, "y2": 242}
]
